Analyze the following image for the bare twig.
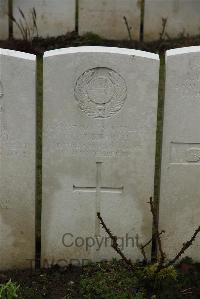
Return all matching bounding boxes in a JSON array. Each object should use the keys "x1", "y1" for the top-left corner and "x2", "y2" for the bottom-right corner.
[
  {"x1": 159, "y1": 17, "x2": 168, "y2": 41},
  {"x1": 123, "y1": 16, "x2": 133, "y2": 42},
  {"x1": 140, "y1": 246, "x2": 148, "y2": 264},
  {"x1": 97, "y1": 212, "x2": 136, "y2": 271},
  {"x1": 164, "y1": 225, "x2": 200, "y2": 268},
  {"x1": 140, "y1": 230, "x2": 165, "y2": 264},
  {"x1": 32, "y1": 8, "x2": 38, "y2": 37}
]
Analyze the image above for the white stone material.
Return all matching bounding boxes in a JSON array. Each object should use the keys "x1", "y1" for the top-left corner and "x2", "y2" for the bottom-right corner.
[
  {"x1": 144, "y1": 0, "x2": 200, "y2": 41},
  {"x1": 13, "y1": 0, "x2": 75, "y2": 39},
  {"x1": 79, "y1": 0, "x2": 141, "y2": 40},
  {"x1": 42, "y1": 46, "x2": 159, "y2": 266},
  {"x1": 0, "y1": 49, "x2": 36, "y2": 270},
  {"x1": 160, "y1": 46, "x2": 200, "y2": 262},
  {"x1": 0, "y1": 0, "x2": 8, "y2": 40}
]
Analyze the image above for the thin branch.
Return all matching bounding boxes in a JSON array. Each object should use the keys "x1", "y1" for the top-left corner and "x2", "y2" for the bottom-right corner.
[
  {"x1": 123, "y1": 16, "x2": 133, "y2": 42},
  {"x1": 165, "y1": 225, "x2": 200, "y2": 268},
  {"x1": 159, "y1": 17, "x2": 168, "y2": 41},
  {"x1": 140, "y1": 246, "x2": 148, "y2": 264},
  {"x1": 97, "y1": 212, "x2": 136, "y2": 271},
  {"x1": 140, "y1": 230, "x2": 165, "y2": 263}
]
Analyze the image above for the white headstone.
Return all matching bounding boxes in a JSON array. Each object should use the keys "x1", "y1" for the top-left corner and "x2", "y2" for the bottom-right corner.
[
  {"x1": 42, "y1": 46, "x2": 159, "y2": 266},
  {"x1": 79, "y1": 0, "x2": 141, "y2": 40},
  {"x1": 0, "y1": 0, "x2": 8, "y2": 40},
  {"x1": 0, "y1": 49, "x2": 36, "y2": 270},
  {"x1": 13, "y1": 0, "x2": 75, "y2": 39},
  {"x1": 160, "y1": 46, "x2": 200, "y2": 261},
  {"x1": 144, "y1": 0, "x2": 200, "y2": 41}
]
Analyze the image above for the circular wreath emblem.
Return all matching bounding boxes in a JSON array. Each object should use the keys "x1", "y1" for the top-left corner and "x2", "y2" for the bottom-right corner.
[{"x1": 74, "y1": 67, "x2": 127, "y2": 118}]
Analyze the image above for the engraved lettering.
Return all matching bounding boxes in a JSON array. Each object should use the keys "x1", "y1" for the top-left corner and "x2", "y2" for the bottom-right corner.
[
  {"x1": 0, "y1": 81, "x2": 3, "y2": 98},
  {"x1": 186, "y1": 148, "x2": 200, "y2": 163}
]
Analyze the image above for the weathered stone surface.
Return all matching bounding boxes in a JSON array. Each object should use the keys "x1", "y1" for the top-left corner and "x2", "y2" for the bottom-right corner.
[
  {"x1": 79, "y1": 0, "x2": 141, "y2": 40},
  {"x1": 160, "y1": 47, "x2": 200, "y2": 261},
  {"x1": 42, "y1": 47, "x2": 159, "y2": 266},
  {"x1": 0, "y1": 0, "x2": 8, "y2": 40},
  {"x1": 13, "y1": 0, "x2": 75, "y2": 39},
  {"x1": 0, "y1": 49, "x2": 36, "y2": 270},
  {"x1": 144, "y1": 0, "x2": 200, "y2": 41}
]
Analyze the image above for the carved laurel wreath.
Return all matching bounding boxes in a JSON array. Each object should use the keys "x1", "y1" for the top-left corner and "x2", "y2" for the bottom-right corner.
[{"x1": 74, "y1": 68, "x2": 127, "y2": 118}]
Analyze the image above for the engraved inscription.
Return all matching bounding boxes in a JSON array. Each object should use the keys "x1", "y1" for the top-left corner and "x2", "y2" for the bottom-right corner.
[
  {"x1": 0, "y1": 81, "x2": 3, "y2": 98},
  {"x1": 170, "y1": 142, "x2": 200, "y2": 164},
  {"x1": 45, "y1": 123, "x2": 139, "y2": 157},
  {"x1": 74, "y1": 67, "x2": 127, "y2": 118},
  {"x1": 0, "y1": 199, "x2": 10, "y2": 209},
  {"x1": 186, "y1": 148, "x2": 200, "y2": 163}
]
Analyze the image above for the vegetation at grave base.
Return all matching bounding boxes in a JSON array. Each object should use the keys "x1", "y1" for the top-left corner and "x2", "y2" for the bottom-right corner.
[
  {"x1": 81, "y1": 33, "x2": 105, "y2": 45},
  {"x1": 80, "y1": 258, "x2": 200, "y2": 299},
  {"x1": 0, "y1": 257, "x2": 200, "y2": 298},
  {"x1": 0, "y1": 280, "x2": 19, "y2": 299},
  {"x1": 80, "y1": 205, "x2": 200, "y2": 299}
]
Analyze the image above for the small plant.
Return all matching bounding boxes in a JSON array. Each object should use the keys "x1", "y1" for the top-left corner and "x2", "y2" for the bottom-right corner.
[
  {"x1": 0, "y1": 280, "x2": 19, "y2": 299},
  {"x1": 80, "y1": 260, "x2": 180, "y2": 298},
  {"x1": 159, "y1": 18, "x2": 169, "y2": 41},
  {"x1": 80, "y1": 197, "x2": 200, "y2": 298},
  {"x1": 9, "y1": 7, "x2": 38, "y2": 42},
  {"x1": 82, "y1": 33, "x2": 104, "y2": 45}
]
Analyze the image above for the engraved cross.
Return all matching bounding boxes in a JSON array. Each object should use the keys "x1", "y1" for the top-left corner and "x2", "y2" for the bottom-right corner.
[{"x1": 73, "y1": 162, "x2": 124, "y2": 236}]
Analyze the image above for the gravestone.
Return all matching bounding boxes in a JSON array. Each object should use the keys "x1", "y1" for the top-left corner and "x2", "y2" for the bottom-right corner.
[
  {"x1": 42, "y1": 46, "x2": 159, "y2": 266},
  {"x1": 79, "y1": 0, "x2": 141, "y2": 40},
  {"x1": 0, "y1": 49, "x2": 36, "y2": 270},
  {"x1": 160, "y1": 47, "x2": 200, "y2": 261},
  {"x1": 144, "y1": 0, "x2": 200, "y2": 41},
  {"x1": 13, "y1": 0, "x2": 75, "y2": 39},
  {"x1": 0, "y1": 0, "x2": 8, "y2": 40}
]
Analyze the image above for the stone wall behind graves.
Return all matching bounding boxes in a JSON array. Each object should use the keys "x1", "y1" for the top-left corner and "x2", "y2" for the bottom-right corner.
[
  {"x1": 0, "y1": 0, "x2": 8, "y2": 40},
  {"x1": 78, "y1": 0, "x2": 141, "y2": 40},
  {"x1": 144, "y1": 0, "x2": 200, "y2": 41},
  {"x1": 1, "y1": 0, "x2": 200, "y2": 41},
  {"x1": 13, "y1": 0, "x2": 76, "y2": 39}
]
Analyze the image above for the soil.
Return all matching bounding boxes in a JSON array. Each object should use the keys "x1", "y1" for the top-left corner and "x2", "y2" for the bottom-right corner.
[
  {"x1": 0, "y1": 265, "x2": 83, "y2": 299},
  {"x1": 1, "y1": 31, "x2": 200, "y2": 55}
]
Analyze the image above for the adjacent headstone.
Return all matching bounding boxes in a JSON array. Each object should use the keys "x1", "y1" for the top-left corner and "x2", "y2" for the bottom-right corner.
[
  {"x1": 13, "y1": 0, "x2": 75, "y2": 39},
  {"x1": 79, "y1": 0, "x2": 141, "y2": 40},
  {"x1": 0, "y1": 49, "x2": 36, "y2": 270},
  {"x1": 144, "y1": 0, "x2": 200, "y2": 41},
  {"x1": 42, "y1": 46, "x2": 159, "y2": 266},
  {"x1": 160, "y1": 47, "x2": 200, "y2": 261},
  {"x1": 0, "y1": 0, "x2": 8, "y2": 40}
]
